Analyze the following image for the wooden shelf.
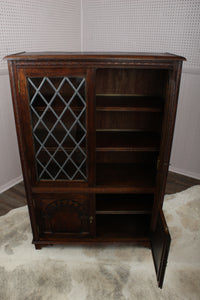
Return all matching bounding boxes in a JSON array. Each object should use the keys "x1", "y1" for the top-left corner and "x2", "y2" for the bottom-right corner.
[
  {"x1": 96, "y1": 163, "x2": 156, "y2": 191},
  {"x1": 96, "y1": 131, "x2": 160, "y2": 152},
  {"x1": 96, "y1": 194, "x2": 153, "y2": 215},
  {"x1": 96, "y1": 210, "x2": 151, "y2": 215},
  {"x1": 96, "y1": 214, "x2": 151, "y2": 240},
  {"x1": 34, "y1": 106, "x2": 83, "y2": 112},
  {"x1": 41, "y1": 232, "x2": 150, "y2": 245},
  {"x1": 31, "y1": 95, "x2": 85, "y2": 113},
  {"x1": 39, "y1": 147, "x2": 86, "y2": 152},
  {"x1": 34, "y1": 128, "x2": 85, "y2": 149},
  {"x1": 96, "y1": 95, "x2": 164, "y2": 112}
]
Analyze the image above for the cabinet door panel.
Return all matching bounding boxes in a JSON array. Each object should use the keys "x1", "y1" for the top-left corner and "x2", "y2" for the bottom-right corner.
[
  {"x1": 151, "y1": 208, "x2": 171, "y2": 288},
  {"x1": 17, "y1": 67, "x2": 95, "y2": 187},
  {"x1": 34, "y1": 194, "x2": 95, "y2": 237}
]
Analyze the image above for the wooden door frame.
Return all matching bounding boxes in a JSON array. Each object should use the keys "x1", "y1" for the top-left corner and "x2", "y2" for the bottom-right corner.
[{"x1": 17, "y1": 66, "x2": 96, "y2": 190}]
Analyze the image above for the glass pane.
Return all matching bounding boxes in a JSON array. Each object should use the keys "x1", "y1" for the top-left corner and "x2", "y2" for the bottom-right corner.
[{"x1": 27, "y1": 76, "x2": 87, "y2": 181}]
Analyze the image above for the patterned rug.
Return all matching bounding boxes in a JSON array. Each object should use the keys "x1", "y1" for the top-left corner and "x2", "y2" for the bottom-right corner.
[{"x1": 0, "y1": 186, "x2": 200, "y2": 300}]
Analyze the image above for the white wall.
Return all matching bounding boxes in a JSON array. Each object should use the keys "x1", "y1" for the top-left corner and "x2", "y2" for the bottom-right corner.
[
  {"x1": 82, "y1": 0, "x2": 200, "y2": 69},
  {"x1": 82, "y1": 0, "x2": 200, "y2": 179},
  {"x1": 0, "y1": 0, "x2": 81, "y2": 192},
  {"x1": 0, "y1": 0, "x2": 81, "y2": 70},
  {"x1": 0, "y1": 74, "x2": 22, "y2": 192},
  {"x1": 170, "y1": 71, "x2": 200, "y2": 179}
]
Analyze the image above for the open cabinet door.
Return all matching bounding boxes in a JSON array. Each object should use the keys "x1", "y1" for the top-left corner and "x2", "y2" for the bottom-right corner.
[{"x1": 151, "y1": 208, "x2": 171, "y2": 288}]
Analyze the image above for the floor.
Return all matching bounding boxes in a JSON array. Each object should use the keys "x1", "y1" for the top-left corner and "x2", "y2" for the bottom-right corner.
[{"x1": 0, "y1": 171, "x2": 199, "y2": 216}]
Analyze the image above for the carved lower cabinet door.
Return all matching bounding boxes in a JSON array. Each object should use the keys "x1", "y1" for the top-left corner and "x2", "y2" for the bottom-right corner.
[{"x1": 34, "y1": 194, "x2": 95, "y2": 237}]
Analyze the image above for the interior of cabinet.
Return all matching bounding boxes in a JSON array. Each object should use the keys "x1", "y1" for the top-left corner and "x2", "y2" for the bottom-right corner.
[
  {"x1": 96, "y1": 214, "x2": 151, "y2": 240},
  {"x1": 96, "y1": 194, "x2": 153, "y2": 214},
  {"x1": 95, "y1": 68, "x2": 168, "y2": 187},
  {"x1": 94, "y1": 67, "x2": 169, "y2": 240}
]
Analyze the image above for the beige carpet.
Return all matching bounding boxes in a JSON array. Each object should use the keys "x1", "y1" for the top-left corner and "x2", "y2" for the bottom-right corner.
[{"x1": 0, "y1": 186, "x2": 200, "y2": 300}]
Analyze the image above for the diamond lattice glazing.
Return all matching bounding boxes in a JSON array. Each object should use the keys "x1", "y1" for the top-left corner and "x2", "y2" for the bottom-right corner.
[{"x1": 27, "y1": 76, "x2": 87, "y2": 181}]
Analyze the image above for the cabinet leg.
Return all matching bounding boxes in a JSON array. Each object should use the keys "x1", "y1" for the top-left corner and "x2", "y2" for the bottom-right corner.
[{"x1": 35, "y1": 244, "x2": 42, "y2": 250}]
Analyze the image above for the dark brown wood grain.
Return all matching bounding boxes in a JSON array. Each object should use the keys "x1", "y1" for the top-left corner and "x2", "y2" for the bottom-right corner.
[
  {"x1": 151, "y1": 62, "x2": 183, "y2": 231},
  {"x1": 96, "y1": 95, "x2": 164, "y2": 112},
  {"x1": 5, "y1": 51, "x2": 186, "y2": 61},
  {"x1": 151, "y1": 209, "x2": 171, "y2": 288},
  {"x1": 7, "y1": 61, "x2": 39, "y2": 241},
  {"x1": 96, "y1": 131, "x2": 160, "y2": 151}
]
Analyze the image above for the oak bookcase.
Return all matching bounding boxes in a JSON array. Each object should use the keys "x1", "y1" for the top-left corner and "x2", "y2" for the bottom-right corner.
[{"x1": 6, "y1": 52, "x2": 185, "y2": 287}]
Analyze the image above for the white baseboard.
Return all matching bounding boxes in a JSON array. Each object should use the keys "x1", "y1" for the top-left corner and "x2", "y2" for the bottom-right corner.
[
  {"x1": 169, "y1": 166, "x2": 200, "y2": 180},
  {"x1": 0, "y1": 175, "x2": 23, "y2": 194}
]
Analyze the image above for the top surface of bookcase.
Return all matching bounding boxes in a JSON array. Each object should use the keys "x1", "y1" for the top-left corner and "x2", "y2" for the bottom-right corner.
[{"x1": 5, "y1": 51, "x2": 186, "y2": 61}]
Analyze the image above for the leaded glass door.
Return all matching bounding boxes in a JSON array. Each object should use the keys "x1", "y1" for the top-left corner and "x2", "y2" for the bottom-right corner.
[{"x1": 18, "y1": 68, "x2": 93, "y2": 186}]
